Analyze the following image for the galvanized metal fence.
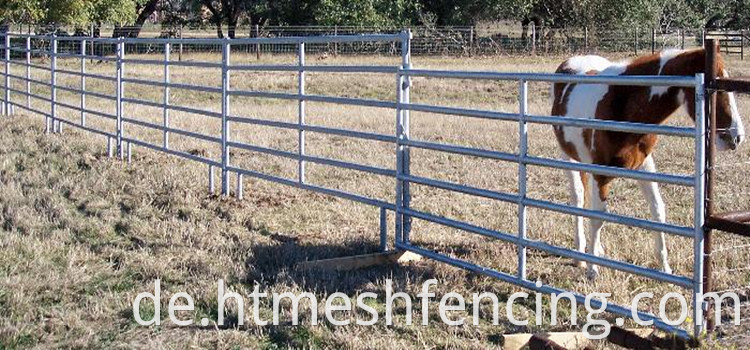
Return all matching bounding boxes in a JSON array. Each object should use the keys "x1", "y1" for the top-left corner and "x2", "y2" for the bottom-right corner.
[{"x1": 0, "y1": 30, "x2": 708, "y2": 339}]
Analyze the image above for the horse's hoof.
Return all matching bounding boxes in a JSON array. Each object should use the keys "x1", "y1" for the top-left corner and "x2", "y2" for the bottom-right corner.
[
  {"x1": 575, "y1": 260, "x2": 587, "y2": 269},
  {"x1": 662, "y1": 265, "x2": 673, "y2": 275},
  {"x1": 586, "y1": 267, "x2": 599, "y2": 281}
]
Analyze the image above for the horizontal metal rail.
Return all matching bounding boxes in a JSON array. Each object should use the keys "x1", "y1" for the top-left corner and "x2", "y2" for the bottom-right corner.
[
  {"x1": 229, "y1": 90, "x2": 397, "y2": 109},
  {"x1": 9, "y1": 60, "x2": 51, "y2": 71},
  {"x1": 229, "y1": 64, "x2": 399, "y2": 74},
  {"x1": 7, "y1": 87, "x2": 52, "y2": 103},
  {"x1": 122, "y1": 117, "x2": 221, "y2": 143},
  {"x1": 122, "y1": 77, "x2": 222, "y2": 94},
  {"x1": 7, "y1": 73, "x2": 52, "y2": 87},
  {"x1": 123, "y1": 136, "x2": 220, "y2": 167},
  {"x1": 7, "y1": 100, "x2": 52, "y2": 117},
  {"x1": 401, "y1": 103, "x2": 694, "y2": 137},
  {"x1": 227, "y1": 165, "x2": 395, "y2": 210},
  {"x1": 403, "y1": 69, "x2": 697, "y2": 87},
  {"x1": 55, "y1": 99, "x2": 116, "y2": 120},
  {"x1": 227, "y1": 115, "x2": 397, "y2": 143},
  {"x1": 56, "y1": 53, "x2": 118, "y2": 61},
  {"x1": 524, "y1": 197, "x2": 694, "y2": 237},
  {"x1": 228, "y1": 140, "x2": 395, "y2": 177},
  {"x1": 403, "y1": 138, "x2": 693, "y2": 186},
  {"x1": 121, "y1": 97, "x2": 222, "y2": 119},
  {"x1": 401, "y1": 207, "x2": 693, "y2": 287},
  {"x1": 56, "y1": 68, "x2": 118, "y2": 82},
  {"x1": 56, "y1": 85, "x2": 117, "y2": 101},
  {"x1": 400, "y1": 173, "x2": 693, "y2": 237},
  {"x1": 122, "y1": 58, "x2": 222, "y2": 69},
  {"x1": 396, "y1": 242, "x2": 689, "y2": 339},
  {"x1": 55, "y1": 116, "x2": 117, "y2": 138}
]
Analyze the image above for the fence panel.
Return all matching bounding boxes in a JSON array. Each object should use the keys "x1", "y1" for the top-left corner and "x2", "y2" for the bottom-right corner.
[{"x1": 0, "y1": 30, "x2": 710, "y2": 340}]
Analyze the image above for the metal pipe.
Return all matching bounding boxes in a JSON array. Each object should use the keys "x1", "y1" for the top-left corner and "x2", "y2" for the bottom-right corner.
[
  {"x1": 220, "y1": 40, "x2": 230, "y2": 196},
  {"x1": 237, "y1": 173, "x2": 243, "y2": 200},
  {"x1": 163, "y1": 42, "x2": 170, "y2": 149},
  {"x1": 517, "y1": 79, "x2": 528, "y2": 280},
  {"x1": 209, "y1": 165, "x2": 215, "y2": 194},
  {"x1": 402, "y1": 69, "x2": 696, "y2": 87},
  {"x1": 692, "y1": 73, "x2": 707, "y2": 337},
  {"x1": 298, "y1": 42, "x2": 306, "y2": 184},
  {"x1": 25, "y1": 36, "x2": 30, "y2": 109},
  {"x1": 48, "y1": 36, "x2": 56, "y2": 133},
  {"x1": 703, "y1": 38, "x2": 718, "y2": 332},
  {"x1": 80, "y1": 39, "x2": 86, "y2": 126},
  {"x1": 116, "y1": 39, "x2": 124, "y2": 160},
  {"x1": 397, "y1": 241, "x2": 691, "y2": 340},
  {"x1": 3, "y1": 33, "x2": 9, "y2": 115},
  {"x1": 401, "y1": 29, "x2": 412, "y2": 242},
  {"x1": 380, "y1": 207, "x2": 387, "y2": 251}
]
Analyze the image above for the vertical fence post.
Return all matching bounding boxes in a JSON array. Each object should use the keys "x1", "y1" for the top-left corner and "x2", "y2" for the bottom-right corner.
[
  {"x1": 80, "y1": 39, "x2": 86, "y2": 126},
  {"x1": 163, "y1": 42, "x2": 170, "y2": 148},
  {"x1": 380, "y1": 207, "x2": 387, "y2": 252},
  {"x1": 116, "y1": 38, "x2": 124, "y2": 159},
  {"x1": 681, "y1": 29, "x2": 686, "y2": 50},
  {"x1": 255, "y1": 25, "x2": 260, "y2": 60},
  {"x1": 395, "y1": 30, "x2": 412, "y2": 246},
  {"x1": 237, "y1": 173, "x2": 243, "y2": 200},
  {"x1": 3, "y1": 32, "x2": 10, "y2": 116},
  {"x1": 702, "y1": 38, "x2": 718, "y2": 333},
  {"x1": 220, "y1": 39, "x2": 230, "y2": 196},
  {"x1": 470, "y1": 25, "x2": 476, "y2": 55},
  {"x1": 692, "y1": 72, "x2": 707, "y2": 338},
  {"x1": 298, "y1": 41, "x2": 306, "y2": 184},
  {"x1": 741, "y1": 31, "x2": 745, "y2": 60},
  {"x1": 25, "y1": 36, "x2": 30, "y2": 109},
  {"x1": 178, "y1": 25, "x2": 183, "y2": 62},
  {"x1": 517, "y1": 79, "x2": 528, "y2": 280},
  {"x1": 584, "y1": 26, "x2": 589, "y2": 53},
  {"x1": 48, "y1": 36, "x2": 57, "y2": 133},
  {"x1": 651, "y1": 28, "x2": 656, "y2": 54},
  {"x1": 333, "y1": 26, "x2": 338, "y2": 57}
]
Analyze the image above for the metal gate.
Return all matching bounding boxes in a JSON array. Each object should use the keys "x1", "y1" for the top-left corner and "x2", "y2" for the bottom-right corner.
[{"x1": 1, "y1": 30, "x2": 707, "y2": 339}]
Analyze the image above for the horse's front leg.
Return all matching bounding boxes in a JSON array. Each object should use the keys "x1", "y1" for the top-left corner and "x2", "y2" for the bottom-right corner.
[
  {"x1": 586, "y1": 173, "x2": 611, "y2": 281},
  {"x1": 563, "y1": 154, "x2": 587, "y2": 268},
  {"x1": 637, "y1": 155, "x2": 672, "y2": 274}
]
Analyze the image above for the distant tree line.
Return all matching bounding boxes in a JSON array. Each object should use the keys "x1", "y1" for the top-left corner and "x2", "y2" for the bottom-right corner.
[{"x1": 2, "y1": 0, "x2": 750, "y2": 38}]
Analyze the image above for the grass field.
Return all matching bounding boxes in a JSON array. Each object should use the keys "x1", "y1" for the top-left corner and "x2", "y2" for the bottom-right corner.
[{"x1": 1, "y1": 49, "x2": 749, "y2": 348}]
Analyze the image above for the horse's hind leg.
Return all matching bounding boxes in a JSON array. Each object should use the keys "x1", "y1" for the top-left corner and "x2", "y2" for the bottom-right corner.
[
  {"x1": 564, "y1": 155, "x2": 587, "y2": 268},
  {"x1": 637, "y1": 155, "x2": 672, "y2": 274}
]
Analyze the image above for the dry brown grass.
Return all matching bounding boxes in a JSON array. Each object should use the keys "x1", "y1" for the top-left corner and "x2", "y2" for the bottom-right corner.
[{"x1": 1, "y1": 51, "x2": 749, "y2": 349}]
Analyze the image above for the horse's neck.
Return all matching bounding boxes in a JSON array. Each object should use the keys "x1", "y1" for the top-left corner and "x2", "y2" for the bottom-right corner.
[{"x1": 631, "y1": 50, "x2": 704, "y2": 124}]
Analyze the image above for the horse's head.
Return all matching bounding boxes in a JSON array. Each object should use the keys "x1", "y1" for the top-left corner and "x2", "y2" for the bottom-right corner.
[{"x1": 715, "y1": 60, "x2": 746, "y2": 151}]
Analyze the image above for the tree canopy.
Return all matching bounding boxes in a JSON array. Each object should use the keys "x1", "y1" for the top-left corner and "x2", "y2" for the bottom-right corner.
[{"x1": 2, "y1": 0, "x2": 750, "y2": 35}]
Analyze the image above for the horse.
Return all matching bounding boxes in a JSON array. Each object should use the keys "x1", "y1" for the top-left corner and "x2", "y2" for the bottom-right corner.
[{"x1": 550, "y1": 48, "x2": 745, "y2": 280}]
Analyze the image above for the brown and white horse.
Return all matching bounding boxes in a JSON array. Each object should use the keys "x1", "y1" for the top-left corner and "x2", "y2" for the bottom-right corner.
[{"x1": 551, "y1": 49, "x2": 745, "y2": 280}]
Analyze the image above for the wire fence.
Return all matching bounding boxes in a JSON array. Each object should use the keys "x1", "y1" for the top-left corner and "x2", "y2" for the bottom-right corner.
[{"x1": 5, "y1": 23, "x2": 748, "y2": 57}]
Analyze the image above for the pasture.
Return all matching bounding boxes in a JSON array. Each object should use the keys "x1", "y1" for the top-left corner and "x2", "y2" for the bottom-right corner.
[{"x1": 1, "y1": 50, "x2": 749, "y2": 348}]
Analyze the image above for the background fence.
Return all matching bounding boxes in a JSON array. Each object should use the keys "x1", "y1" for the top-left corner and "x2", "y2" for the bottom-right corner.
[
  {"x1": 0, "y1": 30, "x2": 709, "y2": 339},
  {"x1": 5, "y1": 23, "x2": 749, "y2": 57}
]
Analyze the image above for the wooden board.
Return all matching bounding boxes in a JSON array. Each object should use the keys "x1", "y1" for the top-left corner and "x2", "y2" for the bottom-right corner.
[{"x1": 296, "y1": 250, "x2": 422, "y2": 272}]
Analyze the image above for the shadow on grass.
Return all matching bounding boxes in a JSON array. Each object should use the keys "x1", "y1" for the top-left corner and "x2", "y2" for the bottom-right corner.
[{"x1": 244, "y1": 232, "x2": 439, "y2": 296}]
